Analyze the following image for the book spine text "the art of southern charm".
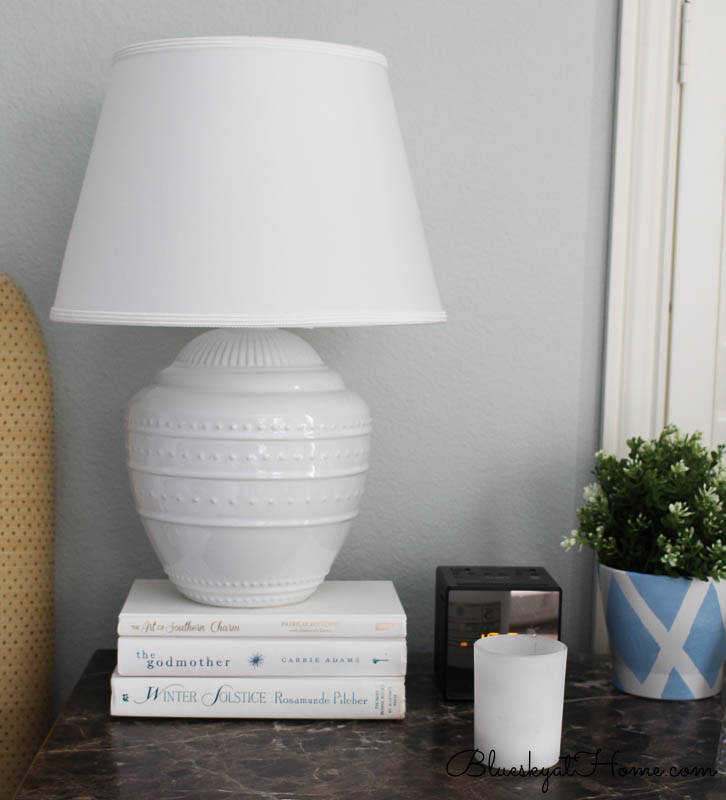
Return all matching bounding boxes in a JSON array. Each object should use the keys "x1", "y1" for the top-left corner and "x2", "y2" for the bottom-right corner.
[
  {"x1": 117, "y1": 637, "x2": 407, "y2": 676},
  {"x1": 110, "y1": 672, "x2": 406, "y2": 719},
  {"x1": 117, "y1": 615, "x2": 405, "y2": 639}
]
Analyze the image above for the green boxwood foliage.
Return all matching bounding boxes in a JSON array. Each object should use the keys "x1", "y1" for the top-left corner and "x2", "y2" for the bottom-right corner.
[{"x1": 562, "y1": 425, "x2": 726, "y2": 580}]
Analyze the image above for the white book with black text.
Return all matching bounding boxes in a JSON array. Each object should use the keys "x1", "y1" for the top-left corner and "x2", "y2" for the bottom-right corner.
[
  {"x1": 117, "y1": 636, "x2": 407, "y2": 676},
  {"x1": 111, "y1": 670, "x2": 406, "y2": 719},
  {"x1": 117, "y1": 579, "x2": 406, "y2": 639}
]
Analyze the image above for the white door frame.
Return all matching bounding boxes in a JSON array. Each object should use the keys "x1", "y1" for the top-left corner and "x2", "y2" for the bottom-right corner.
[
  {"x1": 602, "y1": 0, "x2": 682, "y2": 457},
  {"x1": 667, "y1": 0, "x2": 726, "y2": 444},
  {"x1": 595, "y1": 0, "x2": 683, "y2": 651}
]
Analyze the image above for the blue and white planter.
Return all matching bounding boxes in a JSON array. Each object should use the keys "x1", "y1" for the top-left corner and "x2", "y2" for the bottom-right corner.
[{"x1": 598, "y1": 563, "x2": 726, "y2": 700}]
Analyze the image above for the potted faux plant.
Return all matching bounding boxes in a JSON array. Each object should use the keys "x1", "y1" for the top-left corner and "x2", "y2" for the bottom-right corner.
[{"x1": 563, "y1": 425, "x2": 726, "y2": 699}]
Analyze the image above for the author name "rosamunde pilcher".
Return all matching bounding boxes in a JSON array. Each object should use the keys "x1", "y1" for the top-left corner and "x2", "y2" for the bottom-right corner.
[{"x1": 137, "y1": 685, "x2": 369, "y2": 707}]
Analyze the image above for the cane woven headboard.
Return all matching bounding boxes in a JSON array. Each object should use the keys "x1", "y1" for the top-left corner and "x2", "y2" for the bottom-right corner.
[{"x1": 0, "y1": 275, "x2": 54, "y2": 799}]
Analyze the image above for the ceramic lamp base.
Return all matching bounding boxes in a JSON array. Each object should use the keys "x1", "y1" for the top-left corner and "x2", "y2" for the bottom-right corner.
[{"x1": 127, "y1": 328, "x2": 371, "y2": 607}]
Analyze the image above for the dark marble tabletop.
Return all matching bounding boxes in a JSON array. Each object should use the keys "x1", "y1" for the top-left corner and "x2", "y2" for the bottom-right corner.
[{"x1": 15, "y1": 649, "x2": 726, "y2": 799}]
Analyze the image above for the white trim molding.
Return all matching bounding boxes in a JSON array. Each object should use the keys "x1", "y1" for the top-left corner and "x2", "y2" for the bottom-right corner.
[
  {"x1": 602, "y1": 0, "x2": 682, "y2": 456},
  {"x1": 667, "y1": 0, "x2": 726, "y2": 446},
  {"x1": 595, "y1": 0, "x2": 683, "y2": 652}
]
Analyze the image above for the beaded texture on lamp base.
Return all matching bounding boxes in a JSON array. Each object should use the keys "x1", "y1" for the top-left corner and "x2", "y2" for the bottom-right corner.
[{"x1": 127, "y1": 328, "x2": 371, "y2": 607}]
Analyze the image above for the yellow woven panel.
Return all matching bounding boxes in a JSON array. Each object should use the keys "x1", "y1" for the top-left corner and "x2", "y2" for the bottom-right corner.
[{"x1": 0, "y1": 275, "x2": 54, "y2": 800}]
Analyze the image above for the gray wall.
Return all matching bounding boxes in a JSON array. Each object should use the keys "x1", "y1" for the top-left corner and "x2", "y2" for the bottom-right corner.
[{"x1": 1, "y1": 0, "x2": 618, "y2": 707}]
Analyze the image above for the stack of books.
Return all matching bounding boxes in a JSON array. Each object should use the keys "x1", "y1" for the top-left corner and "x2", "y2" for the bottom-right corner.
[{"x1": 110, "y1": 580, "x2": 407, "y2": 719}]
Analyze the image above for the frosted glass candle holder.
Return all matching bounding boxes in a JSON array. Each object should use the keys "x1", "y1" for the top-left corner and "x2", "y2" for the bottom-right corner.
[{"x1": 474, "y1": 634, "x2": 568, "y2": 770}]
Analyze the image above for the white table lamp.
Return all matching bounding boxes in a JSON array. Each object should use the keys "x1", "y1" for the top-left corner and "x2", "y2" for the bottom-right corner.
[{"x1": 52, "y1": 37, "x2": 445, "y2": 607}]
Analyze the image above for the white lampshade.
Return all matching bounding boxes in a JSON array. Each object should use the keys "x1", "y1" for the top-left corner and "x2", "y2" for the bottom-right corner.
[{"x1": 51, "y1": 36, "x2": 445, "y2": 327}]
